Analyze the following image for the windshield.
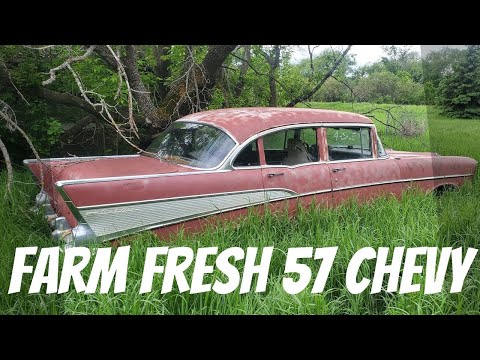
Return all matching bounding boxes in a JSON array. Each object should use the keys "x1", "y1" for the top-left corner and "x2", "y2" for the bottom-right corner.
[{"x1": 146, "y1": 122, "x2": 236, "y2": 169}]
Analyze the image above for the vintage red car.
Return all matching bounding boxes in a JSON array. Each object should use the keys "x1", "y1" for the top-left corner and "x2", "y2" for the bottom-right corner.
[{"x1": 25, "y1": 108, "x2": 478, "y2": 247}]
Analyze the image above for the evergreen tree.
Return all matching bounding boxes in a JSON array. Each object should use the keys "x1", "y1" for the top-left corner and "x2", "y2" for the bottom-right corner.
[{"x1": 439, "y1": 45, "x2": 480, "y2": 118}]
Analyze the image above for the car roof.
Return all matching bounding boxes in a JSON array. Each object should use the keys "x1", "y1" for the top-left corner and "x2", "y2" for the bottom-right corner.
[{"x1": 178, "y1": 107, "x2": 373, "y2": 143}]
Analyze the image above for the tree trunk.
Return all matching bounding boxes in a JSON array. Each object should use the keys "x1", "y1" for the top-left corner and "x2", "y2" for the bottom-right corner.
[
  {"x1": 158, "y1": 45, "x2": 238, "y2": 122},
  {"x1": 268, "y1": 46, "x2": 281, "y2": 107},
  {"x1": 124, "y1": 45, "x2": 164, "y2": 126},
  {"x1": 153, "y1": 45, "x2": 171, "y2": 99},
  {"x1": 234, "y1": 45, "x2": 251, "y2": 97},
  {"x1": 268, "y1": 68, "x2": 278, "y2": 107}
]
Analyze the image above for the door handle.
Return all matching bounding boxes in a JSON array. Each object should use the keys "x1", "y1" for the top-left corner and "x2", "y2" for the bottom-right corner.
[
  {"x1": 267, "y1": 173, "x2": 285, "y2": 178},
  {"x1": 332, "y1": 167, "x2": 346, "y2": 173}
]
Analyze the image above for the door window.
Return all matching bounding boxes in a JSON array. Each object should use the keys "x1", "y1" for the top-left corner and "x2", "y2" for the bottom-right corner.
[
  {"x1": 262, "y1": 128, "x2": 318, "y2": 166},
  {"x1": 233, "y1": 140, "x2": 260, "y2": 167},
  {"x1": 326, "y1": 127, "x2": 372, "y2": 161}
]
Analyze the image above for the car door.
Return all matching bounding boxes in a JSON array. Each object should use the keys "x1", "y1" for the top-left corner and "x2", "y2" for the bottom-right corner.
[
  {"x1": 259, "y1": 126, "x2": 333, "y2": 212},
  {"x1": 324, "y1": 125, "x2": 402, "y2": 205}
]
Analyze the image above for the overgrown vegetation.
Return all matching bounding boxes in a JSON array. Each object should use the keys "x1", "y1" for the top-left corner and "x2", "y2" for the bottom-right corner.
[{"x1": 1, "y1": 103, "x2": 479, "y2": 314}]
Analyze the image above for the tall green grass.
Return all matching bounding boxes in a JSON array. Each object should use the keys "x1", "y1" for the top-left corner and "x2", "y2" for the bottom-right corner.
[{"x1": 1, "y1": 104, "x2": 479, "y2": 314}]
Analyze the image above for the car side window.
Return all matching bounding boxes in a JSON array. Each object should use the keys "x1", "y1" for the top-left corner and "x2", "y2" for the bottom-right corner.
[
  {"x1": 262, "y1": 128, "x2": 318, "y2": 166},
  {"x1": 233, "y1": 140, "x2": 260, "y2": 167},
  {"x1": 326, "y1": 127, "x2": 373, "y2": 161}
]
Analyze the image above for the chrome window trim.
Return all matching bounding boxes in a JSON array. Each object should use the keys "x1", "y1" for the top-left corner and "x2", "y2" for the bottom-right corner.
[
  {"x1": 228, "y1": 122, "x2": 376, "y2": 170},
  {"x1": 147, "y1": 121, "x2": 240, "y2": 172},
  {"x1": 175, "y1": 119, "x2": 240, "y2": 146},
  {"x1": 327, "y1": 158, "x2": 378, "y2": 164},
  {"x1": 324, "y1": 124, "x2": 376, "y2": 162},
  {"x1": 260, "y1": 162, "x2": 327, "y2": 170}
]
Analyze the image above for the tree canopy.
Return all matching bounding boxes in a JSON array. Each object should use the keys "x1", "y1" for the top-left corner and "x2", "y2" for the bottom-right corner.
[{"x1": 0, "y1": 44, "x2": 476, "y2": 168}]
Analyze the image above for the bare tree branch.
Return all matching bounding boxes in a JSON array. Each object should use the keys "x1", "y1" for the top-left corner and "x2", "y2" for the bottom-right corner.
[
  {"x1": 24, "y1": 45, "x2": 55, "y2": 50},
  {"x1": 107, "y1": 46, "x2": 137, "y2": 136},
  {"x1": 307, "y1": 45, "x2": 320, "y2": 76},
  {"x1": 42, "y1": 46, "x2": 96, "y2": 86},
  {"x1": 331, "y1": 75, "x2": 356, "y2": 111},
  {"x1": 0, "y1": 60, "x2": 30, "y2": 105},
  {"x1": 65, "y1": 63, "x2": 148, "y2": 154},
  {"x1": 0, "y1": 101, "x2": 44, "y2": 188},
  {"x1": 0, "y1": 136, "x2": 13, "y2": 199},
  {"x1": 229, "y1": 51, "x2": 312, "y2": 108},
  {"x1": 287, "y1": 45, "x2": 352, "y2": 107},
  {"x1": 92, "y1": 45, "x2": 118, "y2": 70}
]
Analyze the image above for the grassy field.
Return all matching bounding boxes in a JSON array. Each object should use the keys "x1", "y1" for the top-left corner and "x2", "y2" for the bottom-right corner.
[{"x1": 1, "y1": 103, "x2": 479, "y2": 314}]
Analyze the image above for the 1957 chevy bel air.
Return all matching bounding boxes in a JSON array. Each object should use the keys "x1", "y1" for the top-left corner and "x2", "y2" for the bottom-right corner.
[{"x1": 25, "y1": 108, "x2": 478, "y2": 247}]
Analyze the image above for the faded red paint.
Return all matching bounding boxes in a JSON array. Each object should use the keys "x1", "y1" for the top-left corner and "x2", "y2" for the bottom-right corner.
[{"x1": 24, "y1": 108, "x2": 478, "y2": 243}]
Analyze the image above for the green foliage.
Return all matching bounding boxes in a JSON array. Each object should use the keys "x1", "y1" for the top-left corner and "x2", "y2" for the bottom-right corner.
[
  {"x1": 380, "y1": 45, "x2": 423, "y2": 82},
  {"x1": 0, "y1": 44, "x2": 476, "y2": 167},
  {"x1": 353, "y1": 71, "x2": 425, "y2": 104},
  {"x1": 422, "y1": 47, "x2": 464, "y2": 104},
  {"x1": 438, "y1": 45, "x2": 480, "y2": 118}
]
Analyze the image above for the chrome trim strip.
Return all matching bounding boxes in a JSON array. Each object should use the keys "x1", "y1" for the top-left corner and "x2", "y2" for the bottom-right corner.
[
  {"x1": 55, "y1": 169, "x2": 231, "y2": 187},
  {"x1": 96, "y1": 197, "x2": 271, "y2": 242},
  {"x1": 83, "y1": 189, "x2": 297, "y2": 242},
  {"x1": 94, "y1": 187, "x2": 331, "y2": 242},
  {"x1": 332, "y1": 173, "x2": 473, "y2": 192},
  {"x1": 264, "y1": 188, "x2": 332, "y2": 202},
  {"x1": 55, "y1": 183, "x2": 87, "y2": 223},
  {"x1": 327, "y1": 158, "x2": 377, "y2": 164},
  {"x1": 228, "y1": 122, "x2": 378, "y2": 169},
  {"x1": 260, "y1": 162, "x2": 327, "y2": 169},
  {"x1": 23, "y1": 155, "x2": 140, "y2": 164},
  {"x1": 77, "y1": 188, "x2": 297, "y2": 210}
]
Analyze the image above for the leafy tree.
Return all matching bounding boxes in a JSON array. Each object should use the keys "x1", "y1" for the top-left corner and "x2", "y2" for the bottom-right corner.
[
  {"x1": 354, "y1": 71, "x2": 424, "y2": 104},
  {"x1": 422, "y1": 47, "x2": 465, "y2": 105},
  {"x1": 438, "y1": 45, "x2": 480, "y2": 118},
  {"x1": 380, "y1": 45, "x2": 423, "y2": 82}
]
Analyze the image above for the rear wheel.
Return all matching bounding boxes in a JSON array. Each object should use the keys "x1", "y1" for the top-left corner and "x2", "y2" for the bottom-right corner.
[{"x1": 433, "y1": 184, "x2": 458, "y2": 196}]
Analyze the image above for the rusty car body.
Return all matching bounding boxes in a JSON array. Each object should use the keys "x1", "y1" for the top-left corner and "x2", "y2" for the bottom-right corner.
[{"x1": 25, "y1": 108, "x2": 478, "y2": 247}]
